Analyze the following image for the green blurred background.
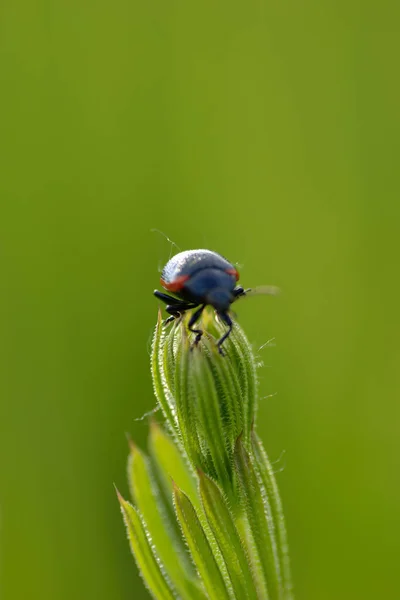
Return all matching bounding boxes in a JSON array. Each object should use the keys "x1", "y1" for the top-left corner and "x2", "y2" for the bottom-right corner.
[{"x1": 1, "y1": 1, "x2": 399, "y2": 599}]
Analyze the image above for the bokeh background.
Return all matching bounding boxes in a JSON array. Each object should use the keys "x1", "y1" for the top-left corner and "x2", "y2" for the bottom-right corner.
[{"x1": 1, "y1": 1, "x2": 399, "y2": 599}]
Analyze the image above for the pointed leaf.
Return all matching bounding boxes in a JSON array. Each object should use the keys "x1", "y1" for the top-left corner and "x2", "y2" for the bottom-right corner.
[
  {"x1": 174, "y1": 330, "x2": 203, "y2": 468},
  {"x1": 234, "y1": 436, "x2": 283, "y2": 599},
  {"x1": 230, "y1": 326, "x2": 258, "y2": 442},
  {"x1": 151, "y1": 311, "x2": 177, "y2": 430},
  {"x1": 203, "y1": 345, "x2": 243, "y2": 445},
  {"x1": 173, "y1": 484, "x2": 230, "y2": 600},
  {"x1": 163, "y1": 318, "x2": 178, "y2": 397},
  {"x1": 192, "y1": 348, "x2": 231, "y2": 487},
  {"x1": 128, "y1": 443, "x2": 205, "y2": 599},
  {"x1": 199, "y1": 471, "x2": 259, "y2": 599},
  {"x1": 252, "y1": 432, "x2": 294, "y2": 600},
  {"x1": 148, "y1": 421, "x2": 200, "y2": 509},
  {"x1": 117, "y1": 492, "x2": 175, "y2": 600},
  {"x1": 149, "y1": 423, "x2": 230, "y2": 590},
  {"x1": 208, "y1": 315, "x2": 258, "y2": 443}
]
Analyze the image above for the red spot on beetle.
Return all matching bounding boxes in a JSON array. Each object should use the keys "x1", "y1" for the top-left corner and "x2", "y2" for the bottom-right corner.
[
  {"x1": 161, "y1": 275, "x2": 190, "y2": 292},
  {"x1": 226, "y1": 268, "x2": 239, "y2": 281}
]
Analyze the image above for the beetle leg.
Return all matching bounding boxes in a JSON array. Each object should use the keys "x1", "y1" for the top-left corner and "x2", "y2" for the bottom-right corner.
[
  {"x1": 165, "y1": 302, "x2": 197, "y2": 316},
  {"x1": 154, "y1": 290, "x2": 181, "y2": 305},
  {"x1": 154, "y1": 290, "x2": 197, "y2": 324},
  {"x1": 160, "y1": 302, "x2": 199, "y2": 330},
  {"x1": 188, "y1": 304, "x2": 206, "y2": 346},
  {"x1": 216, "y1": 312, "x2": 233, "y2": 354},
  {"x1": 164, "y1": 314, "x2": 179, "y2": 326}
]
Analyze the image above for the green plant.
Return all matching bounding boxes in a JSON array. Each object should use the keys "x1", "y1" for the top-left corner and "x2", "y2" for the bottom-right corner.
[{"x1": 117, "y1": 309, "x2": 293, "y2": 599}]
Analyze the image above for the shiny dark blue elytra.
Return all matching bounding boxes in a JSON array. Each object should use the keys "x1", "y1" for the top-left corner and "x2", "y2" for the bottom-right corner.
[{"x1": 153, "y1": 249, "x2": 247, "y2": 354}]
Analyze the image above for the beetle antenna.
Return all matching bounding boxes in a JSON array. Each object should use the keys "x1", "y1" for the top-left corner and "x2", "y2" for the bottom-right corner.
[
  {"x1": 150, "y1": 228, "x2": 181, "y2": 261},
  {"x1": 244, "y1": 285, "x2": 281, "y2": 297}
]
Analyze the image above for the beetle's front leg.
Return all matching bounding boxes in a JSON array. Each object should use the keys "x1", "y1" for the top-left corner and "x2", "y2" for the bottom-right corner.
[
  {"x1": 154, "y1": 290, "x2": 181, "y2": 305},
  {"x1": 162, "y1": 302, "x2": 199, "y2": 327}
]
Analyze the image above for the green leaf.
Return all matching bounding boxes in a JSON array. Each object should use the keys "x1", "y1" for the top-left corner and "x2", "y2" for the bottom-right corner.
[
  {"x1": 252, "y1": 431, "x2": 294, "y2": 600},
  {"x1": 149, "y1": 423, "x2": 230, "y2": 596},
  {"x1": 207, "y1": 314, "x2": 258, "y2": 443},
  {"x1": 199, "y1": 471, "x2": 259, "y2": 599},
  {"x1": 151, "y1": 310, "x2": 177, "y2": 431},
  {"x1": 148, "y1": 421, "x2": 200, "y2": 510},
  {"x1": 203, "y1": 343, "x2": 243, "y2": 446},
  {"x1": 229, "y1": 325, "x2": 258, "y2": 442},
  {"x1": 128, "y1": 442, "x2": 205, "y2": 599},
  {"x1": 163, "y1": 318, "x2": 178, "y2": 400},
  {"x1": 234, "y1": 436, "x2": 282, "y2": 600},
  {"x1": 174, "y1": 329, "x2": 203, "y2": 469},
  {"x1": 192, "y1": 346, "x2": 231, "y2": 487},
  {"x1": 117, "y1": 490, "x2": 175, "y2": 600},
  {"x1": 173, "y1": 484, "x2": 230, "y2": 600}
]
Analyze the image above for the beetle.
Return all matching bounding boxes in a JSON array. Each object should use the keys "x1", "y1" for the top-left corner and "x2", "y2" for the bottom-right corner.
[{"x1": 154, "y1": 248, "x2": 264, "y2": 352}]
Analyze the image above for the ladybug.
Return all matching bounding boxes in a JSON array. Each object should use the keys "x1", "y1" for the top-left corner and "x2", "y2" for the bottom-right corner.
[{"x1": 153, "y1": 249, "x2": 249, "y2": 352}]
